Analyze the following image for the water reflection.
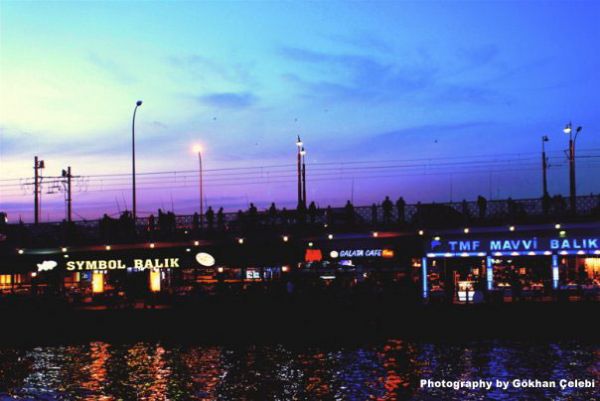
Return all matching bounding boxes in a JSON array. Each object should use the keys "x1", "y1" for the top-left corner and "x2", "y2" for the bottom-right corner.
[{"x1": 0, "y1": 340, "x2": 598, "y2": 400}]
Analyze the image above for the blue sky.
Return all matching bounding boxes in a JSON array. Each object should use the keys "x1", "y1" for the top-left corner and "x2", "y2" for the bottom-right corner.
[{"x1": 1, "y1": 1, "x2": 599, "y2": 221}]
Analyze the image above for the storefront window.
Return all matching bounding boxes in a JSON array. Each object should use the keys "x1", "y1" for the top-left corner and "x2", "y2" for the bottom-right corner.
[
  {"x1": 149, "y1": 270, "x2": 161, "y2": 292},
  {"x1": 92, "y1": 272, "x2": 104, "y2": 293}
]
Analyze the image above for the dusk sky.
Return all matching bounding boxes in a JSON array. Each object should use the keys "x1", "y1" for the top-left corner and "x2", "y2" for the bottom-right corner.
[{"x1": 1, "y1": 1, "x2": 599, "y2": 222}]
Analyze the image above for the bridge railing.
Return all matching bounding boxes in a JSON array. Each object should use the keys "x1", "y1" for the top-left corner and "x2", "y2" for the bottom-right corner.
[{"x1": 3, "y1": 195, "x2": 599, "y2": 246}]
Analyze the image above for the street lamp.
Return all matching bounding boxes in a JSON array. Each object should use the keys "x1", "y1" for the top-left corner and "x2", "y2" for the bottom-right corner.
[
  {"x1": 541, "y1": 135, "x2": 549, "y2": 200},
  {"x1": 296, "y1": 135, "x2": 303, "y2": 208},
  {"x1": 300, "y1": 146, "x2": 306, "y2": 207},
  {"x1": 132, "y1": 100, "x2": 142, "y2": 220},
  {"x1": 192, "y1": 144, "x2": 203, "y2": 227},
  {"x1": 564, "y1": 122, "x2": 582, "y2": 214}
]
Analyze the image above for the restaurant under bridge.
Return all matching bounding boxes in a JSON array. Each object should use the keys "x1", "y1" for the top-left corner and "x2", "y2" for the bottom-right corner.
[{"x1": 0, "y1": 221, "x2": 598, "y2": 307}]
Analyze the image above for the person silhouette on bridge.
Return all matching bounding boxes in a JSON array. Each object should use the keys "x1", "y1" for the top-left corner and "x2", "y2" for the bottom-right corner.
[
  {"x1": 382, "y1": 196, "x2": 393, "y2": 224},
  {"x1": 477, "y1": 196, "x2": 487, "y2": 219}
]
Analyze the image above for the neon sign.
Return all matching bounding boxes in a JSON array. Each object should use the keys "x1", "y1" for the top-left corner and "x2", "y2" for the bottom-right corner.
[
  {"x1": 66, "y1": 258, "x2": 180, "y2": 271},
  {"x1": 37, "y1": 260, "x2": 57, "y2": 272},
  {"x1": 428, "y1": 235, "x2": 599, "y2": 253},
  {"x1": 329, "y1": 249, "x2": 395, "y2": 258}
]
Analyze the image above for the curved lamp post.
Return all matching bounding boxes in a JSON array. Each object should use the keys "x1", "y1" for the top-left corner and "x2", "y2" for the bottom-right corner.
[
  {"x1": 192, "y1": 144, "x2": 203, "y2": 228},
  {"x1": 132, "y1": 100, "x2": 142, "y2": 220}
]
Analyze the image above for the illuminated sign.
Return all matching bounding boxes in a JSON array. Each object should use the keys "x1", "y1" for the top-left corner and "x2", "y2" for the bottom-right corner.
[
  {"x1": 195, "y1": 252, "x2": 216, "y2": 267},
  {"x1": 305, "y1": 249, "x2": 323, "y2": 262},
  {"x1": 66, "y1": 258, "x2": 180, "y2": 271},
  {"x1": 382, "y1": 249, "x2": 395, "y2": 258},
  {"x1": 549, "y1": 238, "x2": 597, "y2": 250},
  {"x1": 37, "y1": 260, "x2": 57, "y2": 272},
  {"x1": 329, "y1": 249, "x2": 395, "y2": 258},
  {"x1": 428, "y1": 236, "x2": 599, "y2": 253},
  {"x1": 246, "y1": 270, "x2": 261, "y2": 279}
]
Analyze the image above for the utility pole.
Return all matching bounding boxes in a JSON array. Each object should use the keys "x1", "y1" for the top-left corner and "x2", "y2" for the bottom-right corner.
[
  {"x1": 62, "y1": 167, "x2": 72, "y2": 222},
  {"x1": 33, "y1": 156, "x2": 45, "y2": 225}
]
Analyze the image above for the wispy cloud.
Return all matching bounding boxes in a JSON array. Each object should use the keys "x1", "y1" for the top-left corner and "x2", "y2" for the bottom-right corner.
[
  {"x1": 434, "y1": 85, "x2": 500, "y2": 104},
  {"x1": 280, "y1": 46, "x2": 510, "y2": 106},
  {"x1": 366, "y1": 121, "x2": 494, "y2": 142},
  {"x1": 458, "y1": 44, "x2": 499, "y2": 67},
  {"x1": 151, "y1": 120, "x2": 168, "y2": 130},
  {"x1": 168, "y1": 54, "x2": 254, "y2": 85},
  {"x1": 196, "y1": 92, "x2": 258, "y2": 109},
  {"x1": 345, "y1": 121, "x2": 500, "y2": 157},
  {"x1": 87, "y1": 54, "x2": 136, "y2": 85},
  {"x1": 280, "y1": 47, "x2": 436, "y2": 102},
  {"x1": 323, "y1": 32, "x2": 394, "y2": 54}
]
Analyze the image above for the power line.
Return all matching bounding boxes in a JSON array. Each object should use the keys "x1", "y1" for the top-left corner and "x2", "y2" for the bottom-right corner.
[{"x1": 2, "y1": 148, "x2": 600, "y2": 183}]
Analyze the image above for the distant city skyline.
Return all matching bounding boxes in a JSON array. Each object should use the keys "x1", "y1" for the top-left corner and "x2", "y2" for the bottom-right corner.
[{"x1": 1, "y1": 1, "x2": 599, "y2": 222}]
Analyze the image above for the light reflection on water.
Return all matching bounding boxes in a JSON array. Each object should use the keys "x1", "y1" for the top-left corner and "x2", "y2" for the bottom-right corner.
[{"x1": 0, "y1": 340, "x2": 598, "y2": 400}]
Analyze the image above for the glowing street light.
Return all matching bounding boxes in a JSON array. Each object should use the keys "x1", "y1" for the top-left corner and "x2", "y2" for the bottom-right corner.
[{"x1": 296, "y1": 135, "x2": 303, "y2": 208}]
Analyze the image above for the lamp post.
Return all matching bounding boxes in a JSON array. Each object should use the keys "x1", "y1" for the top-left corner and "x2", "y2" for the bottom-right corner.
[
  {"x1": 132, "y1": 100, "x2": 143, "y2": 220},
  {"x1": 301, "y1": 146, "x2": 306, "y2": 208},
  {"x1": 541, "y1": 136, "x2": 550, "y2": 215},
  {"x1": 541, "y1": 136, "x2": 549, "y2": 198},
  {"x1": 563, "y1": 122, "x2": 582, "y2": 214},
  {"x1": 192, "y1": 144, "x2": 203, "y2": 227},
  {"x1": 296, "y1": 135, "x2": 303, "y2": 208}
]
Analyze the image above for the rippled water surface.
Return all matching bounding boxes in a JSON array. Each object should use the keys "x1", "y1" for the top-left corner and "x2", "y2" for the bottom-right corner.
[{"x1": 1, "y1": 340, "x2": 598, "y2": 400}]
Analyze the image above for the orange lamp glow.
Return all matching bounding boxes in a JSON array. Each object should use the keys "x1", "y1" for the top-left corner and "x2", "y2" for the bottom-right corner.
[
  {"x1": 149, "y1": 270, "x2": 161, "y2": 292},
  {"x1": 382, "y1": 249, "x2": 395, "y2": 258},
  {"x1": 92, "y1": 272, "x2": 104, "y2": 293}
]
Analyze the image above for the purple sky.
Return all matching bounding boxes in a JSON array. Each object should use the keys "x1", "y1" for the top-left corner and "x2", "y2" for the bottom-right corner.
[{"x1": 1, "y1": 1, "x2": 599, "y2": 222}]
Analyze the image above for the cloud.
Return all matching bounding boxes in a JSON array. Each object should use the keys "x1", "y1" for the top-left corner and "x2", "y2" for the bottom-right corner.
[
  {"x1": 196, "y1": 92, "x2": 257, "y2": 109},
  {"x1": 280, "y1": 47, "x2": 436, "y2": 103},
  {"x1": 366, "y1": 121, "x2": 494, "y2": 143},
  {"x1": 324, "y1": 32, "x2": 394, "y2": 54},
  {"x1": 458, "y1": 44, "x2": 499, "y2": 67},
  {"x1": 168, "y1": 54, "x2": 254, "y2": 85},
  {"x1": 280, "y1": 46, "x2": 511, "y2": 107},
  {"x1": 151, "y1": 120, "x2": 168, "y2": 129},
  {"x1": 87, "y1": 54, "x2": 135, "y2": 84},
  {"x1": 0, "y1": 126, "x2": 31, "y2": 155},
  {"x1": 434, "y1": 85, "x2": 500, "y2": 104}
]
